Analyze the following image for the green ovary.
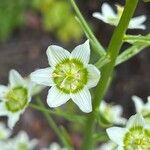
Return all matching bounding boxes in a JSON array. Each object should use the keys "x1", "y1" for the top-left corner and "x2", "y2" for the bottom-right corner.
[
  {"x1": 53, "y1": 59, "x2": 88, "y2": 94},
  {"x1": 124, "y1": 126, "x2": 150, "y2": 150},
  {"x1": 5, "y1": 86, "x2": 28, "y2": 112}
]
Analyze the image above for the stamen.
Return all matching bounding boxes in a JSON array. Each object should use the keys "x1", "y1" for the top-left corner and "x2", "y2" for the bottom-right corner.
[{"x1": 53, "y1": 59, "x2": 88, "y2": 94}]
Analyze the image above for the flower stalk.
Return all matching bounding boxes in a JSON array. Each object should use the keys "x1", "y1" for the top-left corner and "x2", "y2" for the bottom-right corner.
[
  {"x1": 81, "y1": 0, "x2": 139, "y2": 149},
  {"x1": 68, "y1": 0, "x2": 106, "y2": 57},
  {"x1": 36, "y1": 97, "x2": 73, "y2": 150}
]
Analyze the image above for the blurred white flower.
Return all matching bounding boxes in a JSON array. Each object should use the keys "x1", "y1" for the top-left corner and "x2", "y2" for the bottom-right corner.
[
  {"x1": 97, "y1": 141, "x2": 117, "y2": 150},
  {"x1": 3, "y1": 131, "x2": 37, "y2": 150},
  {"x1": 93, "y1": 3, "x2": 146, "y2": 29},
  {"x1": 25, "y1": 77, "x2": 45, "y2": 96},
  {"x1": 99, "y1": 101, "x2": 126, "y2": 125},
  {"x1": 0, "y1": 70, "x2": 32, "y2": 129},
  {"x1": 107, "y1": 114, "x2": 150, "y2": 149},
  {"x1": 0, "y1": 122, "x2": 11, "y2": 140},
  {"x1": 132, "y1": 95, "x2": 150, "y2": 123},
  {"x1": 43, "y1": 142, "x2": 66, "y2": 150},
  {"x1": 31, "y1": 40, "x2": 100, "y2": 113}
]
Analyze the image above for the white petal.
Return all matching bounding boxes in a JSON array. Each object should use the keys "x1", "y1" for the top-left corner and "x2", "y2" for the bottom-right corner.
[
  {"x1": 98, "y1": 141, "x2": 117, "y2": 150},
  {"x1": 111, "y1": 105, "x2": 127, "y2": 125},
  {"x1": 112, "y1": 105, "x2": 123, "y2": 117},
  {"x1": 30, "y1": 68, "x2": 54, "y2": 86},
  {"x1": 17, "y1": 131, "x2": 29, "y2": 142},
  {"x1": 102, "y1": 3, "x2": 116, "y2": 18},
  {"x1": 132, "y1": 95, "x2": 144, "y2": 113},
  {"x1": 129, "y1": 15, "x2": 146, "y2": 29},
  {"x1": 148, "y1": 96, "x2": 150, "y2": 103},
  {"x1": 86, "y1": 64, "x2": 100, "y2": 88},
  {"x1": 29, "y1": 81, "x2": 45, "y2": 96},
  {"x1": 49, "y1": 143, "x2": 62, "y2": 150},
  {"x1": 0, "y1": 103, "x2": 8, "y2": 116},
  {"x1": 0, "y1": 123, "x2": 11, "y2": 139},
  {"x1": 71, "y1": 40, "x2": 90, "y2": 64},
  {"x1": 117, "y1": 146, "x2": 124, "y2": 150},
  {"x1": 126, "y1": 114, "x2": 145, "y2": 129},
  {"x1": 99, "y1": 100, "x2": 107, "y2": 112},
  {"x1": 46, "y1": 45, "x2": 70, "y2": 67},
  {"x1": 93, "y1": 12, "x2": 108, "y2": 23},
  {"x1": 71, "y1": 87, "x2": 92, "y2": 113},
  {"x1": 47, "y1": 86, "x2": 70, "y2": 107},
  {"x1": 8, "y1": 113, "x2": 20, "y2": 129},
  {"x1": 106, "y1": 127, "x2": 126, "y2": 146},
  {"x1": 9, "y1": 70, "x2": 25, "y2": 87},
  {"x1": 0, "y1": 85, "x2": 8, "y2": 99}
]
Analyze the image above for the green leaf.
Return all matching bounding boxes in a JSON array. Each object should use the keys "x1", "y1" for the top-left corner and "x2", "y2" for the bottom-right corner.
[
  {"x1": 60, "y1": 126, "x2": 73, "y2": 150},
  {"x1": 115, "y1": 34, "x2": 150, "y2": 65},
  {"x1": 93, "y1": 133, "x2": 109, "y2": 142},
  {"x1": 115, "y1": 44, "x2": 149, "y2": 66},
  {"x1": 143, "y1": 0, "x2": 150, "y2": 2},
  {"x1": 124, "y1": 34, "x2": 150, "y2": 45}
]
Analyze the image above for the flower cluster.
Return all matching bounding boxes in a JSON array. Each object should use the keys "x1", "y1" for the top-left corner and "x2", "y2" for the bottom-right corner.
[
  {"x1": 102, "y1": 96, "x2": 150, "y2": 150},
  {"x1": 99, "y1": 101, "x2": 126, "y2": 126},
  {"x1": 107, "y1": 114, "x2": 150, "y2": 149},
  {"x1": 0, "y1": 122, "x2": 37, "y2": 150}
]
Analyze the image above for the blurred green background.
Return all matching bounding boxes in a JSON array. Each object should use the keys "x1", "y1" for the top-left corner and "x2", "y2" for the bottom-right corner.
[{"x1": 0, "y1": 0, "x2": 149, "y2": 149}]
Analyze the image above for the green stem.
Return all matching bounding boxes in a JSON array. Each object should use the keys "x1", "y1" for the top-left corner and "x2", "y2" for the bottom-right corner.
[
  {"x1": 36, "y1": 98, "x2": 73, "y2": 150},
  {"x1": 81, "y1": 0, "x2": 139, "y2": 149},
  {"x1": 68, "y1": 0, "x2": 106, "y2": 56},
  {"x1": 29, "y1": 103, "x2": 85, "y2": 123}
]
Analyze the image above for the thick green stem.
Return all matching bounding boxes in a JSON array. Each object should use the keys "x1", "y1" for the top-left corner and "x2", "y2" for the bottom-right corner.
[{"x1": 81, "y1": 0, "x2": 139, "y2": 149}]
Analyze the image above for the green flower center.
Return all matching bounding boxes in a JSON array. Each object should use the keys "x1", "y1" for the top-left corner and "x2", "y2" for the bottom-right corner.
[
  {"x1": 5, "y1": 86, "x2": 28, "y2": 112},
  {"x1": 0, "y1": 131, "x2": 6, "y2": 140},
  {"x1": 53, "y1": 58, "x2": 88, "y2": 94},
  {"x1": 124, "y1": 126, "x2": 150, "y2": 150},
  {"x1": 18, "y1": 143, "x2": 28, "y2": 150}
]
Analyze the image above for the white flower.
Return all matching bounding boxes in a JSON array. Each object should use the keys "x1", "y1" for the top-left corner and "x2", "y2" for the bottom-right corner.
[
  {"x1": 0, "y1": 122, "x2": 11, "y2": 140},
  {"x1": 99, "y1": 101, "x2": 126, "y2": 125},
  {"x1": 3, "y1": 131, "x2": 37, "y2": 150},
  {"x1": 43, "y1": 142, "x2": 66, "y2": 150},
  {"x1": 132, "y1": 95, "x2": 150, "y2": 123},
  {"x1": 0, "y1": 70, "x2": 32, "y2": 129},
  {"x1": 97, "y1": 141, "x2": 117, "y2": 150},
  {"x1": 30, "y1": 40, "x2": 100, "y2": 113},
  {"x1": 106, "y1": 114, "x2": 150, "y2": 149},
  {"x1": 93, "y1": 3, "x2": 146, "y2": 29}
]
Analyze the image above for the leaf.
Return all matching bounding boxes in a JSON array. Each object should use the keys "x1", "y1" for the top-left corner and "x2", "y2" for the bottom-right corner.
[
  {"x1": 115, "y1": 44, "x2": 149, "y2": 66},
  {"x1": 124, "y1": 34, "x2": 150, "y2": 45},
  {"x1": 143, "y1": 0, "x2": 150, "y2": 2}
]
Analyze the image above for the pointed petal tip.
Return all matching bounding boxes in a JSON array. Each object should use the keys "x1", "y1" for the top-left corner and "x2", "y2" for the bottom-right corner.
[
  {"x1": 71, "y1": 40, "x2": 91, "y2": 64},
  {"x1": 46, "y1": 87, "x2": 70, "y2": 108},
  {"x1": 71, "y1": 88, "x2": 92, "y2": 113},
  {"x1": 46, "y1": 45, "x2": 70, "y2": 66}
]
